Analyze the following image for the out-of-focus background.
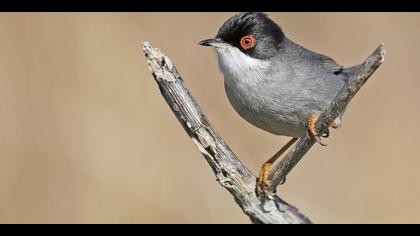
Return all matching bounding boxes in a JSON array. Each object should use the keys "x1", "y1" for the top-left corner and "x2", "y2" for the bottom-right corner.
[{"x1": 0, "y1": 12, "x2": 418, "y2": 223}]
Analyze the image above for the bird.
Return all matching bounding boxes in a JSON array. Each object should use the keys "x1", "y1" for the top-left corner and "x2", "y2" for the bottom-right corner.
[{"x1": 199, "y1": 12, "x2": 358, "y2": 193}]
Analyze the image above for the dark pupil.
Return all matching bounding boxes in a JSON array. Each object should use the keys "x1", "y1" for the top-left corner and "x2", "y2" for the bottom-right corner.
[{"x1": 244, "y1": 39, "x2": 250, "y2": 45}]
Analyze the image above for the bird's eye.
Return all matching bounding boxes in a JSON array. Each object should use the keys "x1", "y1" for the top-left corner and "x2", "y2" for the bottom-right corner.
[{"x1": 240, "y1": 36, "x2": 255, "y2": 50}]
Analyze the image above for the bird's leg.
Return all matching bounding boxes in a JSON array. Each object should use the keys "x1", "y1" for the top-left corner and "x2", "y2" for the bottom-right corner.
[
  {"x1": 307, "y1": 114, "x2": 328, "y2": 146},
  {"x1": 257, "y1": 137, "x2": 298, "y2": 193}
]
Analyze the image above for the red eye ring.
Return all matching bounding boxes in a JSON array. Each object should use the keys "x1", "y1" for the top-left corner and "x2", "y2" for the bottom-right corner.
[{"x1": 240, "y1": 35, "x2": 255, "y2": 49}]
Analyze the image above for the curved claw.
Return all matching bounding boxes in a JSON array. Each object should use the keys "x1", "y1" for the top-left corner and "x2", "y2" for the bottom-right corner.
[
  {"x1": 308, "y1": 129, "x2": 328, "y2": 146},
  {"x1": 256, "y1": 177, "x2": 275, "y2": 199},
  {"x1": 279, "y1": 177, "x2": 286, "y2": 185},
  {"x1": 307, "y1": 115, "x2": 328, "y2": 146},
  {"x1": 322, "y1": 129, "x2": 330, "y2": 138}
]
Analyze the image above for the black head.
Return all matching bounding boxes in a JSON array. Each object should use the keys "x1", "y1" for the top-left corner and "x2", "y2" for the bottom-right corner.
[{"x1": 199, "y1": 12, "x2": 285, "y2": 59}]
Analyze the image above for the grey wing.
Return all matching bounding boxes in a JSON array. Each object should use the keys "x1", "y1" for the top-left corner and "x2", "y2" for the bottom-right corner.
[{"x1": 316, "y1": 54, "x2": 344, "y2": 74}]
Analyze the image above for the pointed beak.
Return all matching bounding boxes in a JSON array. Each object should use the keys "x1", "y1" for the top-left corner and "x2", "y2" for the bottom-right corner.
[{"x1": 198, "y1": 38, "x2": 227, "y2": 48}]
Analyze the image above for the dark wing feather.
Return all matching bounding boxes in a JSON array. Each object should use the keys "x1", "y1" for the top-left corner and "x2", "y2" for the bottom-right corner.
[{"x1": 316, "y1": 54, "x2": 344, "y2": 75}]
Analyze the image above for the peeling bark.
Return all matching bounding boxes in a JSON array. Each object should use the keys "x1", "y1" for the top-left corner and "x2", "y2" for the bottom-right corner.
[{"x1": 142, "y1": 41, "x2": 384, "y2": 224}]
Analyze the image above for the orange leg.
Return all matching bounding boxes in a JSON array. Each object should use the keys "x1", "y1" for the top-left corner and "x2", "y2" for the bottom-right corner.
[
  {"x1": 257, "y1": 137, "x2": 298, "y2": 193},
  {"x1": 307, "y1": 114, "x2": 328, "y2": 146}
]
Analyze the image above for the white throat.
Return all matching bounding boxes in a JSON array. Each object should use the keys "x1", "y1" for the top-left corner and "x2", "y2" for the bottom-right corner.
[{"x1": 215, "y1": 46, "x2": 270, "y2": 83}]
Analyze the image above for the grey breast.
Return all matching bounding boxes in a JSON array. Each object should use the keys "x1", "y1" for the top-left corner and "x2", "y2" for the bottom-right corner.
[{"x1": 224, "y1": 38, "x2": 348, "y2": 137}]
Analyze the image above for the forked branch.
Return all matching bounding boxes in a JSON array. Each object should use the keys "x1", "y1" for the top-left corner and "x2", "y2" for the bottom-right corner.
[
  {"x1": 142, "y1": 41, "x2": 384, "y2": 224},
  {"x1": 267, "y1": 44, "x2": 385, "y2": 193}
]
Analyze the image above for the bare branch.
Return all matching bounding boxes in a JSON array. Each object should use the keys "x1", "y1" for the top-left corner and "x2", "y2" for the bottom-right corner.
[
  {"x1": 142, "y1": 41, "x2": 311, "y2": 224},
  {"x1": 267, "y1": 44, "x2": 385, "y2": 193},
  {"x1": 142, "y1": 41, "x2": 384, "y2": 223}
]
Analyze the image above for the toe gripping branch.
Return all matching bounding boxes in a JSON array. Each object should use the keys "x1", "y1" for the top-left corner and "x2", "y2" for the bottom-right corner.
[
  {"x1": 266, "y1": 44, "x2": 385, "y2": 195},
  {"x1": 143, "y1": 40, "x2": 385, "y2": 223},
  {"x1": 307, "y1": 115, "x2": 329, "y2": 146}
]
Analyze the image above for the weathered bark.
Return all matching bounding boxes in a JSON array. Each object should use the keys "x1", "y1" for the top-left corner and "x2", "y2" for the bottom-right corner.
[
  {"x1": 142, "y1": 41, "x2": 384, "y2": 224},
  {"x1": 268, "y1": 44, "x2": 385, "y2": 193}
]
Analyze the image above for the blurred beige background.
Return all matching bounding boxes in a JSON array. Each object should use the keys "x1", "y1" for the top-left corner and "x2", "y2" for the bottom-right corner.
[{"x1": 0, "y1": 12, "x2": 418, "y2": 223}]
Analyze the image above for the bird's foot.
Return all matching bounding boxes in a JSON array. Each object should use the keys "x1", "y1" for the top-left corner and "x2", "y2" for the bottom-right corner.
[
  {"x1": 257, "y1": 162, "x2": 271, "y2": 195},
  {"x1": 307, "y1": 115, "x2": 328, "y2": 146},
  {"x1": 256, "y1": 137, "x2": 297, "y2": 197}
]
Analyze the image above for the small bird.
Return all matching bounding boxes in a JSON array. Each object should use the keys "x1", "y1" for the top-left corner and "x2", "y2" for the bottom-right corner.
[{"x1": 199, "y1": 12, "x2": 357, "y2": 193}]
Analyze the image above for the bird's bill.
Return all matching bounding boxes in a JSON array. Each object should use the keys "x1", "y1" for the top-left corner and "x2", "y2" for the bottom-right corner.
[{"x1": 198, "y1": 38, "x2": 229, "y2": 48}]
